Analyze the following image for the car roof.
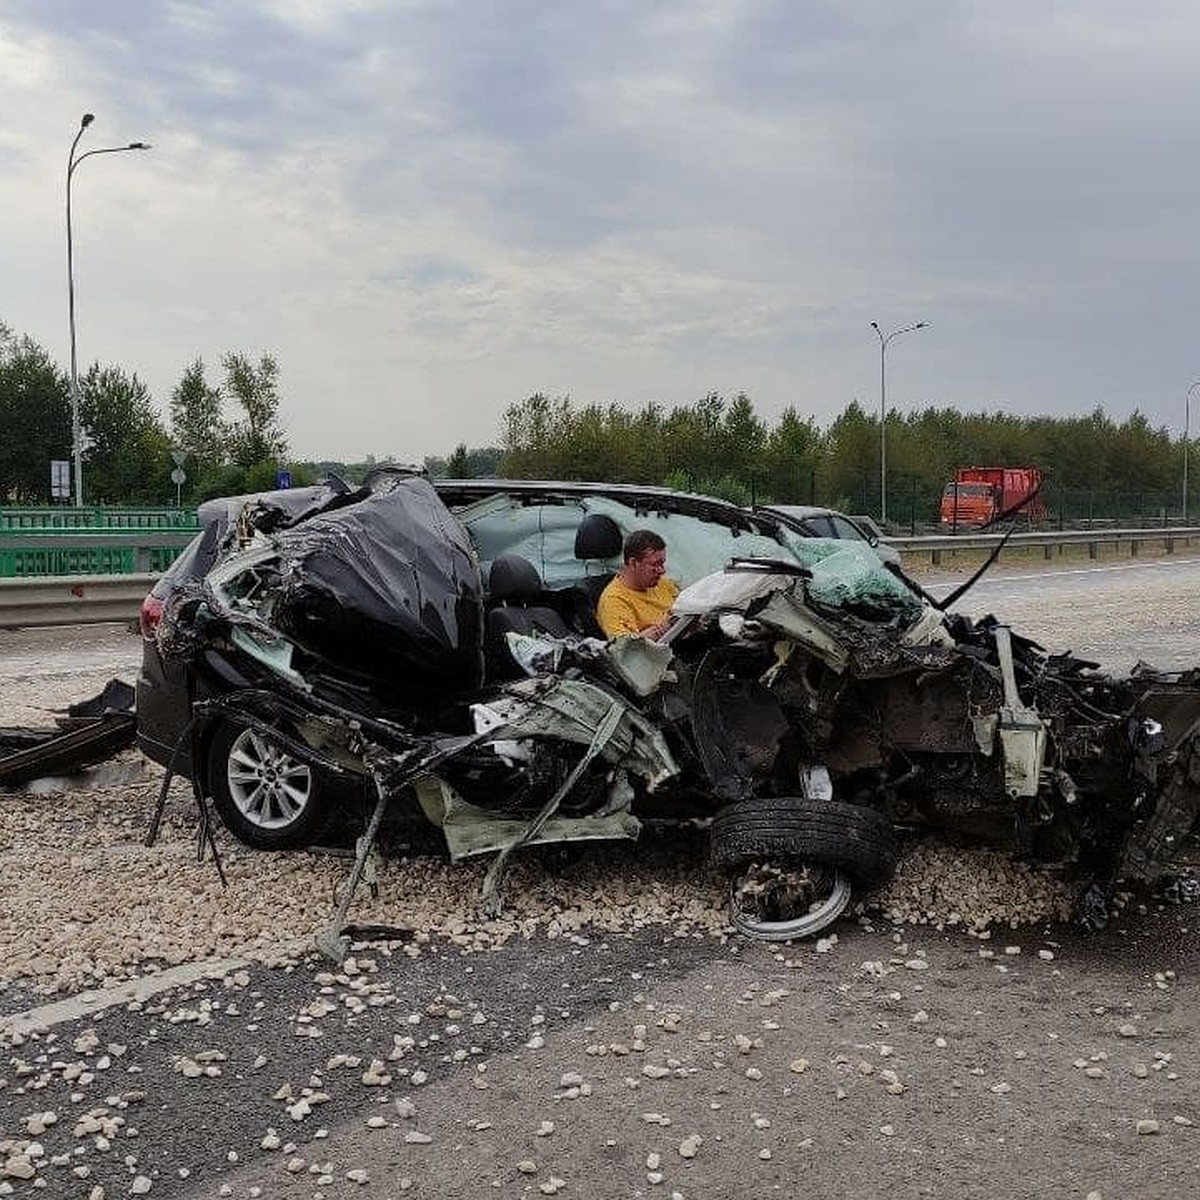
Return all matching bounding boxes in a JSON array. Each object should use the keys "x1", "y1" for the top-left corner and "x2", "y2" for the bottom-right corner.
[
  {"x1": 761, "y1": 504, "x2": 842, "y2": 520},
  {"x1": 433, "y1": 477, "x2": 784, "y2": 536}
]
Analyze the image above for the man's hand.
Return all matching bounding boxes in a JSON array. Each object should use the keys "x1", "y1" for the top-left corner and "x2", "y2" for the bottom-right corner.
[{"x1": 644, "y1": 615, "x2": 676, "y2": 641}]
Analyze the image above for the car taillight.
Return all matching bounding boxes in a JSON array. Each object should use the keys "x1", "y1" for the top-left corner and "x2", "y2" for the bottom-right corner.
[{"x1": 139, "y1": 593, "x2": 165, "y2": 639}]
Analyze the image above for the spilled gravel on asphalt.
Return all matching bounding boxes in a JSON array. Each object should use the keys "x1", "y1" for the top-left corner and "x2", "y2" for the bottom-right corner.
[{"x1": 0, "y1": 770, "x2": 1079, "y2": 997}]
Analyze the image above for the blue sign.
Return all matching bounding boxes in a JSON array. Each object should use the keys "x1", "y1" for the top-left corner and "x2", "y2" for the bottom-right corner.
[{"x1": 276, "y1": 470, "x2": 292, "y2": 489}]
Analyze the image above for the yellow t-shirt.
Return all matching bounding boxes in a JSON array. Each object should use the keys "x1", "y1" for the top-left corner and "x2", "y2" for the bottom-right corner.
[{"x1": 596, "y1": 575, "x2": 681, "y2": 638}]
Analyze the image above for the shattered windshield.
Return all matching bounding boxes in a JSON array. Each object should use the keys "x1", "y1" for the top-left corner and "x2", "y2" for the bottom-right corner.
[{"x1": 777, "y1": 531, "x2": 926, "y2": 621}]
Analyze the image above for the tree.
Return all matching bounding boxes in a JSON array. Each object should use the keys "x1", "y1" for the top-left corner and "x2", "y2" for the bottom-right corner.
[
  {"x1": 825, "y1": 401, "x2": 879, "y2": 513},
  {"x1": 78, "y1": 364, "x2": 172, "y2": 503},
  {"x1": 170, "y1": 358, "x2": 228, "y2": 465},
  {"x1": 0, "y1": 323, "x2": 71, "y2": 502},
  {"x1": 446, "y1": 443, "x2": 472, "y2": 478},
  {"x1": 222, "y1": 351, "x2": 288, "y2": 468},
  {"x1": 719, "y1": 392, "x2": 768, "y2": 490},
  {"x1": 764, "y1": 407, "x2": 823, "y2": 504}
]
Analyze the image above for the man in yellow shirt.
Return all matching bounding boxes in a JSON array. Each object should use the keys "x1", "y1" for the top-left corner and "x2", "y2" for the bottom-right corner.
[{"x1": 596, "y1": 530, "x2": 680, "y2": 639}]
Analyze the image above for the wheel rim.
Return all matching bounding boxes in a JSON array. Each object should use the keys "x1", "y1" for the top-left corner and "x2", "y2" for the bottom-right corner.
[
  {"x1": 728, "y1": 861, "x2": 852, "y2": 941},
  {"x1": 226, "y1": 727, "x2": 313, "y2": 830}
]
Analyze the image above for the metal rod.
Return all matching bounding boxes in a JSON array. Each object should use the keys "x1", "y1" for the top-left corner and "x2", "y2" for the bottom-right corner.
[
  {"x1": 1186, "y1": 382, "x2": 1200, "y2": 524},
  {"x1": 870, "y1": 320, "x2": 928, "y2": 526},
  {"x1": 66, "y1": 114, "x2": 151, "y2": 507}
]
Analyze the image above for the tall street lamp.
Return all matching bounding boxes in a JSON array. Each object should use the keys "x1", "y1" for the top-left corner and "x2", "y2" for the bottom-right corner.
[
  {"x1": 870, "y1": 320, "x2": 928, "y2": 526},
  {"x1": 67, "y1": 112, "x2": 151, "y2": 507},
  {"x1": 1185, "y1": 381, "x2": 1200, "y2": 525}
]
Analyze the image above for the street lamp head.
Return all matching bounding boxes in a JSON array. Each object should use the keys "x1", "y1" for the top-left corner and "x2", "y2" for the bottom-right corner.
[
  {"x1": 916, "y1": 322, "x2": 928, "y2": 329},
  {"x1": 127, "y1": 142, "x2": 151, "y2": 150},
  {"x1": 870, "y1": 321, "x2": 881, "y2": 331},
  {"x1": 80, "y1": 113, "x2": 95, "y2": 128}
]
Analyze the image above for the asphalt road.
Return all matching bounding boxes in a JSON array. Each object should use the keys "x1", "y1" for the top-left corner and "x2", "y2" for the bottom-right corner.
[
  {"x1": 3, "y1": 559, "x2": 1200, "y2": 1199},
  {"x1": 921, "y1": 553, "x2": 1200, "y2": 672}
]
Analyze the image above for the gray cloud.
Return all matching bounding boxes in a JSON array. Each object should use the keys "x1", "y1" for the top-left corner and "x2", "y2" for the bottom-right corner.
[{"x1": 3, "y1": 0, "x2": 1200, "y2": 464}]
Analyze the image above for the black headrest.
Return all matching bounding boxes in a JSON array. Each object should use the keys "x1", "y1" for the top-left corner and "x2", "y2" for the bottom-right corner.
[
  {"x1": 574, "y1": 513, "x2": 623, "y2": 561},
  {"x1": 488, "y1": 554, "x2": 542, "y2": 601}
]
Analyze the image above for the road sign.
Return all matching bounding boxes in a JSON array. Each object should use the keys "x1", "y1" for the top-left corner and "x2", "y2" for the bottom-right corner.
[
  {"x1": 276, "y1": 470, "x2": 292, "y2": 489},
  {"x1": 170, "y1": 467, "x2": 186, "y2": 486},
  {"x1": 50, "y1": 460, "x2": 70, "y2": 501}
]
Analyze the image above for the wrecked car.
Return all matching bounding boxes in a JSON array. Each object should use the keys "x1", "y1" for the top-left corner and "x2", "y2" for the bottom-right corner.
[{"x1": 138, "y1": 467, "x2": 1200, "y2": 948}]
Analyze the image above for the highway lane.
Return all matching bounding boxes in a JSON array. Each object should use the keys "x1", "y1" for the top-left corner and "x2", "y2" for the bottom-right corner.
[{"x1": 920, "y1": 553, "x2": 1200, "y2": 673}]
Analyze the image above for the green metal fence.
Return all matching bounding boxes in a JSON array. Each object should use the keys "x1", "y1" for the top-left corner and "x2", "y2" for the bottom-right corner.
[
  {"x1": 0, "y1": 543, "x2": 188, "y2": 578},
  {"x1": 0, "y1": 506, "x2": 200, "y2": 578},
  {"x1": 0, "y1": 506, "x2": 199, "y2": 532}
]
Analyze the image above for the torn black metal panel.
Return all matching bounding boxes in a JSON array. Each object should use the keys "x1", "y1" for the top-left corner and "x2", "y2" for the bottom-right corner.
[
  {"x1": 690, "y1": 644, "x2": 791, "y2": 802},
  {"x1": 0, "y1": 713, "x2": 136, "y2": 786},
  {"x1": 65, "y1": 678, "x2": 136, "y2": 720},
  {"x1": 266, "y1": 474, "x2": 485, "y2": 696}
]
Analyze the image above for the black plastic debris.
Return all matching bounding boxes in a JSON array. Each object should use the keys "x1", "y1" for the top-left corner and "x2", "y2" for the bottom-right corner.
[
  {"x1": 262, "y1": 472, "x2": 485, "y2": 696},
  {"x1": 0, "y1": 678, "x2": 136, "y2": 787}
]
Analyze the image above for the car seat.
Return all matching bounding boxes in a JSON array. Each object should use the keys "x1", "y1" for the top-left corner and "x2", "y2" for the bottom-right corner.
[
  {"x1": 485, "y1": 554, "x2": 574, "y2": 678},
  {"x1": 573, "y1": 512, "x2": 623, "y2": 606}
]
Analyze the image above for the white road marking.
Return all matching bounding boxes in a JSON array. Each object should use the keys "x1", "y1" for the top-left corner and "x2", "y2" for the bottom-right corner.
[
  {"x1": 928, "y1": 555, "x2": 1200, "y2": 592},
  {"x1": 0, "y1": 957, "x2": 250, "y2": 1037}
]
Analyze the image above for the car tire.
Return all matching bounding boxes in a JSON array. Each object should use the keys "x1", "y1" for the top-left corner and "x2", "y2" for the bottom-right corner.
[
  {"x1": 710, "y1": 795, "x2": 898, "y2": 888},
  {"x1": 207, "y1": 719, "x2": 329, "y2": 850}
]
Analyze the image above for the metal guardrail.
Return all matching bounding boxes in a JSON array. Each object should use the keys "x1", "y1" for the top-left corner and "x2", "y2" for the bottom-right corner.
[
  {"x1": 0, "y1": 574, "x2": 155, "y2": 629},
  {"x1": 885, "y1": 526, "x2": 1200, "y2": 565},
  {"x1": 3, "y1": 526, "x2": 1200, "y2": 629}
]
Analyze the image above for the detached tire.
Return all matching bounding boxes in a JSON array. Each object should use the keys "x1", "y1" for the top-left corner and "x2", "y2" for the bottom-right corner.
[
  {"x1": 207, "y1": 719, "x2": 329, "y2": 850},
  {"x1": 711, "y1": 796, "x2": 898, "y2": 889}
]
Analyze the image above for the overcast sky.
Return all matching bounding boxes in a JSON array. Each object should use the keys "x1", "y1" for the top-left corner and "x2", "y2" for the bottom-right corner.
[{"x1": 3, "y1": 1, "x2": 1199, "y2": 462}]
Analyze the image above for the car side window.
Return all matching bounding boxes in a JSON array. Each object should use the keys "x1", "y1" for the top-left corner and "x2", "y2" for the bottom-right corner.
[{"x1": 828, "y1": 515, "x2": 868, "y2": 542}]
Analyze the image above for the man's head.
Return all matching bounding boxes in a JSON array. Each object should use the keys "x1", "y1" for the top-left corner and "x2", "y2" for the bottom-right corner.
[{"x1": 620, "y1": 529, "x2": 668, "y2": 592}]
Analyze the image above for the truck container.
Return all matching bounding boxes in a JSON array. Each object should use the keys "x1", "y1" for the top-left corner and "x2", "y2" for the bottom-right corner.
[{"x1": 939, "y1": 467, "x2": 1045, "y2": 529}]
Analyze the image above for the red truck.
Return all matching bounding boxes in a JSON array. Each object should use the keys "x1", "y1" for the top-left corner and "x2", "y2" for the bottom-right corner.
[{"x1": 939, "y1": 467, "x2": 1045, "y2": 529}]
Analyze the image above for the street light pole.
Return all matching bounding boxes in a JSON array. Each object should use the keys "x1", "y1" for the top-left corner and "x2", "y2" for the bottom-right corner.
[
  {"x1": 66, "y1": 113, "x2": 151, "y2": 507},
  {"x1": 870, "y1": 320, "x2": 928, "y2": 526},
  {"x1": 1185, "y1": 381, "x2": 1200, "y2": 525}
]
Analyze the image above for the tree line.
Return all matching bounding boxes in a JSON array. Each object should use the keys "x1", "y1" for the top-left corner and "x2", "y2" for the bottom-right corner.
[
  {"x1": 2, "y1": 314, "x2": 1190, "y2": 524},
  {"x1": 0, "y1": 320, "x2": 306, "y2": 505},
  {"x1": 494, "y1": 392, "x2": 1191, "y2": 527}
]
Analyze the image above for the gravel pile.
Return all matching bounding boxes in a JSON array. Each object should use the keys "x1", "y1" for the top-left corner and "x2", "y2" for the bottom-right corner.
[{"x1": 0, "y1": 767, "x2": 1079, "y2": 996}]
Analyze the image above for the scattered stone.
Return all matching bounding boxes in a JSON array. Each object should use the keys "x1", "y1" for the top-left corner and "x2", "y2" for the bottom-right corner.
[{"x1": 1136, "y1": 1120, "x2": 1161, "y2": 1136}]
